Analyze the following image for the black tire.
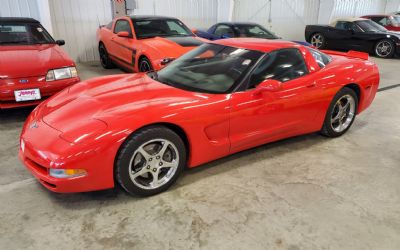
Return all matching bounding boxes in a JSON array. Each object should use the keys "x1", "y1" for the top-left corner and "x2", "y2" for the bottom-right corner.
[
  {"x1": 374, "y1": 39, "x2": 395, "y2": 58},
  {"x1": 115, "y1": 126, "x2": 186, "y2": 196},
  {"x1": 320, "y1": 87, "x2": 358, "y2": 138},
  {"x1": 99, "y1": 43, "x2": 114, "y2": 69},
  {"x1": 138, "y1": 57, "x2": 153, "y2": 72},
  {"x1": 310, "y1": 33, "x2": 326, "y2": 49}
]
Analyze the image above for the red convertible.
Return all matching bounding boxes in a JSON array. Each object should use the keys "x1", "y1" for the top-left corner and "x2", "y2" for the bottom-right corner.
[
  {"x1": 20, "y1": 39, "x2": 379, "y2": 196},
  {"x1": 0, "y1": 17, "x2": 79, "y2": 109}
]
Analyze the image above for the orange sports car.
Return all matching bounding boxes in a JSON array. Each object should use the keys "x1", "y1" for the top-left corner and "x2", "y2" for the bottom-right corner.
[{"x1": 97, "y1": 15, "x2": 205, "y2": 72}]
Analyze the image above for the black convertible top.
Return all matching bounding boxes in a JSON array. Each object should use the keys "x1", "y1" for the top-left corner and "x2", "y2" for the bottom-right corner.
[{"x1": 0, "y1": 17, "x2": 40, "y2": 23}]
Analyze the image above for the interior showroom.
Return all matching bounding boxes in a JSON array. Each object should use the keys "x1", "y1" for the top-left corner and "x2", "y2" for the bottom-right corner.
[{"x1": 1, "y1": 0, "x2": 400, "y2": 249}]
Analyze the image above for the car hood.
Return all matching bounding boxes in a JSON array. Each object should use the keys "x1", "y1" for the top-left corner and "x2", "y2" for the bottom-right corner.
[
  {"x1": 40, "y1": 73, "x2": 206, "y2": 141},
  {"x1": 0, "y1": 44, "x2": 74, "y2": 79},
  {"x1": 140, "y1": 36, "x2": 204, "y2": 58}
]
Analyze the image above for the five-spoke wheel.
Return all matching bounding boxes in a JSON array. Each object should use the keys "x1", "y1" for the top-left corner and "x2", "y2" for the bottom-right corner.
[
  {"x1": 321, "y1": 87, "x2": 358, "y2": 137},
  {"x1": 116, "y1": 126, "x2": 186, "y2": 196},
  {"x1": 310, "y1": 33, "x2": 326, "y2": 49},
  {"x1": 375, "y1": 39, "x2": 395, "y2": 58}
]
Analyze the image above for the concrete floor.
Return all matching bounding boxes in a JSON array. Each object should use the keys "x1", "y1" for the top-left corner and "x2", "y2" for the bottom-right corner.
[{"x1": 1, "y1": 59, "x2": 400, "y2": 250}]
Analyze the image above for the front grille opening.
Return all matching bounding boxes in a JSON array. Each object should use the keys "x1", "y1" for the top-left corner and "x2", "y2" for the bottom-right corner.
[
  {"x1": 25, "y1": 157, "x2": 48, "y2": 175},
  {"x1": 40, "y1": 180, "x2": 56, "y2": 188}
]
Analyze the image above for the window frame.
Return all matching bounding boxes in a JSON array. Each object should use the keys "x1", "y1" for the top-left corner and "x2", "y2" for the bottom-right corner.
[{"x1": 113, "y1": 19, "x2": 133, "y2": 37}]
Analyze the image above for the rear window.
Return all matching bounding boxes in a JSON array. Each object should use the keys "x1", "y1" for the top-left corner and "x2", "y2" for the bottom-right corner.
[{"x1": 307, "y1": 47, "x2": 332, "y2": 68}]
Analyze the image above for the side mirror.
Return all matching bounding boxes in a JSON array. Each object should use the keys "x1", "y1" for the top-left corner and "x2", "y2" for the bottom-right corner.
[
  {"x1": 191, "y1": 28, "x2": 197, "y2": 34},
  {"x1": 255, "y1": 79, "x2": 282, "y2": 94},
  {"x1": 117, "y1": 31, "x2": 130, "y2": 38},
  {"x1": 55, "y1": 40, "x2": 65, "y2": 46}
]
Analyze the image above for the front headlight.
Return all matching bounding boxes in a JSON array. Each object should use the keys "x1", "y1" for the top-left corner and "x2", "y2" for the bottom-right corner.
[{"x1": 46, "y1": 67, "x2": 78, "y2": 81}]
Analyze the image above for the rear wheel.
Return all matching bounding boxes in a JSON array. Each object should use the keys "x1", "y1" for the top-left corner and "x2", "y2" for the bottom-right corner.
[
  {"x1": 99, "y1": 43, "x2": 114, "y2": 69},
  {"x1": 310, "y1": 33, "x2": 326, "y2": 49},
  {"x1": 116, "y1": 126, "x2": 186, "y2": 196},
  {"x1": 139, "y1": 57, "x2": 153, "y2": 72},
  {"x1": 374, "y1": 39, "x2": 395, "y2": 58},
  {"x1": 321, "y1": 87, "x2": 358, "y2": 137}
]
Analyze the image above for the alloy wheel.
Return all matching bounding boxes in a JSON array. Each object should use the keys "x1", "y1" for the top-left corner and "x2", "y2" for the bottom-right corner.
[
  {"x1": 375, "y1": 41, "x2": 393, "y2": 58},
  {"x1": 139, "y1": 60, "x2": 152, "y2": 72},
  {"x1": 311, "y1": 34, "x2": 323, "y2": 48},
  {"x1": 129, "y1": 139, "x2": 179, "y2": 190},
  {"x1": 330, "y1": 94, "x2": 356, "y2": 133}
]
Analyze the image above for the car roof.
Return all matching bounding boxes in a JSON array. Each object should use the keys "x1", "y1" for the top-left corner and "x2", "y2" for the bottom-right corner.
[
  {"x1": 329, "y1": 17, "x2": 368, "y2": 26},
  {"x1": 127, "y1": 15, "x2": 179, "y2": 21},
  {"x1": 0, "y1": 17, "x2": 39, "y2": 23},
  {"x1": 212, "y1": 38, "x2": 301, "y2": 53}
]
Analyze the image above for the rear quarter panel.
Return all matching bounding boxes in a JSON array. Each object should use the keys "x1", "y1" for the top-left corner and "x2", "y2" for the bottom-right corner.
[{"x1": 311, "y1": 54, "x2": 379, "y2": 127}]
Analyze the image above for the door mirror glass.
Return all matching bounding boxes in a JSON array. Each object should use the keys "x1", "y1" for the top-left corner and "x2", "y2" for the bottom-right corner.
[
  {"x1": 255, "y1": 79, "x2": 282, "y2": 93},
  {"x1": 117, "y1": 31, "x2": 130, "y2": 37}
]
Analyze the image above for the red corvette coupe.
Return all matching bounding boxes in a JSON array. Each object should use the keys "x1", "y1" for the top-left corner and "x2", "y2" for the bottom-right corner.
[
  {"x1": 20, "y1": 39, "x2": 379, "y2": 196},
  {"x1": 0, "y1": 17, "x2": 79, "y2": 109}
]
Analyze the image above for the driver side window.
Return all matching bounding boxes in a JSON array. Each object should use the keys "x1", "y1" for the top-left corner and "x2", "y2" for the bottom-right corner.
[
  {"x1": 114, "y1": 20, "x2": 132, "y2": 35},
  {"x1": 248, "y1": 49, "x2": 309, "y2": 89},
  {"x1": 214, "y1": 25, "x2": 235, "y2": 37}
]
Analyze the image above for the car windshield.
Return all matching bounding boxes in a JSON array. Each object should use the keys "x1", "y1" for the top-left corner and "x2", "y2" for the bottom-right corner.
[
  {"x1": 391, "y1": 16, "x2": 400, "y2": 26},
  {"x1": 133, "y1": 19, "x2": 193, "y2": 39},
  {"x1": 234, "y1": 24, "x2": 278, "y2": 39},
  {"x1": 156, "y1": 43, "x2": 263, "y2": 93},
  {"x1": 0, "y1": 22, "x2": 54, "y2": 45},
  {"x1": 356, "y1": 20, "x2": 387, "y2": 32}
]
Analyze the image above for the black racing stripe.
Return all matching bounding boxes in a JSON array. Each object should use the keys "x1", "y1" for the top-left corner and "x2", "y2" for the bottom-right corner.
[
  {"x1": 164, "y1": 36, "x2": 204, "y2": 47},
  {"x1": 109, "y1": 54, "x2": 131, "y2": 66},
  {"x1": 378, "y1": 84, "x2": 400, "y2": 92}
]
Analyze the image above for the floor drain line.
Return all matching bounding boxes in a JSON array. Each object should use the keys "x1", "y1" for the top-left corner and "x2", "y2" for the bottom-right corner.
[{"x1": 378, "y1": 83, "x2": 400, "y2": 92}]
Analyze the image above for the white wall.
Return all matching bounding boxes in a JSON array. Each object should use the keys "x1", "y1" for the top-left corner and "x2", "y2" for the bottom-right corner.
[
  {"x1": 130, "y1": 0, "x2": 400, "y2": 41},
  {"x1": 48, "y1": 0, "x2": 112, "y2": 62},
  {"x1": 0, "y1": 0, "x2": 40, "y2": 20}
]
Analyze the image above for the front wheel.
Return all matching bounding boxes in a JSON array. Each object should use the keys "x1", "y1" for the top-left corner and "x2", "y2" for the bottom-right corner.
[
  {"x1": 374, "y1": 39, "x2": 395, "y2": 58},
  {"x1": 139, "y1": 57, "x2": 153, "y2": 72},
  {"x1": 320, "y1": 87, "x2": 358, "y2": 137},
  {"x1": 116, "y1": 126, "x2": 186, "y2": 196}
]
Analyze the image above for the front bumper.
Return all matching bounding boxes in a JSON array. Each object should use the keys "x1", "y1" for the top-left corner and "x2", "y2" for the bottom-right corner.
[
  {"x1": 19, "y1": 117, "x2": 115, "y2": 193},
  {"x1": 0, "y1": 76, "x2": 79, "y2": 109}
]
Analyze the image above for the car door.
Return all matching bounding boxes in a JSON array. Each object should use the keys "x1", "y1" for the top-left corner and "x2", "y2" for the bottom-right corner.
[
  {"x1": 327, "y1": 21, "x2": 358, "y2": 50},
  {"x1": 112, "y1": 18, "x2": 136, "y2": 68},
  {"x1": 229, "y1": 48, "x2": 321, "y2": 153}
]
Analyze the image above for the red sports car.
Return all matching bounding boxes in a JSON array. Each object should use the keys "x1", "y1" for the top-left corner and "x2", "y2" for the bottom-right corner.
[
  {"x1": 19, "y1": 39, "x2": 379, "y2": 196},
  {"x1": 361, "y1": 14, "x2": 400, "y2": 32},
  {"x1": 0, "y1": 17, "x2": 79, "y2": 109}
]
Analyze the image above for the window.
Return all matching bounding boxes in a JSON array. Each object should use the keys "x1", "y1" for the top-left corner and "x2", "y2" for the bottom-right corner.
[
  {"x1": 248, "y1": 49, "x2": 309, "y2": 88},
  {"x1": 156, "y1": 44, "x2": 263, "y2": 93},
  {"x1": 234, "y1": 24, "x2": 278, "y2": 39},
  {"x1": 214, "y1": 25, "x2": 235, "y2": 37},
  {"x1": 370, "y1": 16, "x2": 389, "y2": 26},
  {"x1": 335, "y1": 21, "x2": 353, "y2": 30},
  {"x1": 306, "y1": 47, "x2": 332, "y2": 68},
  {"x1": 0, "y1": 23, "x2": 54, "y2": 45},
  {"x1": 133, "y1": 19, "x2": 192, "y2": 39},
  {"x1": 114, "y1": 20, "x2": 132, "y2": 35}
]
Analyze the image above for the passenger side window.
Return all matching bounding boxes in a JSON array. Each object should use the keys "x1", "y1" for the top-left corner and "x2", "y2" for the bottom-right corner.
[
  {"x1": 114, "y1": 20, "x2": 132, "y2": 35},
  {"x1": 248, "y1": 49, "x2": 309, "y2": 89},
  {"x1": 214, "y1": 25, "x2": 235, "y2": 37}
]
